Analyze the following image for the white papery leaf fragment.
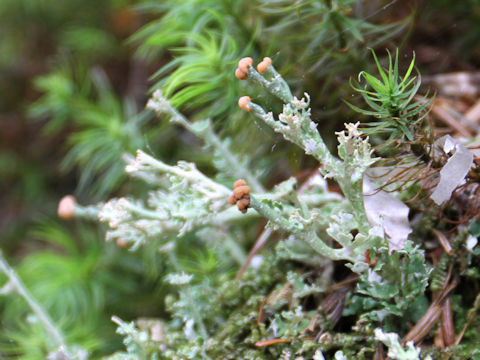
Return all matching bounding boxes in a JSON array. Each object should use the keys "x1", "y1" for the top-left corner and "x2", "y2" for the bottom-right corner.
[
  {"x1": 363, "y1": 176, "x2": 412, "y2": 253},
  {"x1": 430, "y1": 135, "x2": 473, "y2": 205}
]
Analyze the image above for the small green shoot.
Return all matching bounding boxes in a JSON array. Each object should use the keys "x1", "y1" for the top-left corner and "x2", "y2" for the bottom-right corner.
[{"x1": 347, "y1": 49, "x2": 432, "y2": 142}]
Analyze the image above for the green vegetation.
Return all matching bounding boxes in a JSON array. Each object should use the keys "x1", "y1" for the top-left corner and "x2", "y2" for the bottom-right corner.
[{"x1": 2, "y1": 1, "x2": 480, "y2": 359}]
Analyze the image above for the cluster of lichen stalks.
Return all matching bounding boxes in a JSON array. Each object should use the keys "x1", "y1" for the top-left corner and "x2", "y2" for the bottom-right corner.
[
  {"x1": 226, "y1": 56, "x2": 480, "y2": 359},
  {"x1": 50, "y1": 55, "x2": 480, "y2": 360}
]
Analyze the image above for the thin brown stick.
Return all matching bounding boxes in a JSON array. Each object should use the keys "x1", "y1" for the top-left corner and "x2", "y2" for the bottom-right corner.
[
  {"x1": 255, "y1": 338, "x2": 291, "y2": 348},
  {"x1": 441, "y1": 296, "x2": 455, "y2": 346},
  {"x1": 430, "y1": 99, "x2": 472, "y2": 137},
  {"x1": 432, "y1": 229, "x2": 454, "y2": 256},
  {"x1": 402, "y1": 277, "x2": 458, "y2": 345},
  {"x1": 257, "y1": 297, "x2": 268, "y2": 324},
  {"x1": 373, "y1": 342, "x2": 385, "y2": 360}
]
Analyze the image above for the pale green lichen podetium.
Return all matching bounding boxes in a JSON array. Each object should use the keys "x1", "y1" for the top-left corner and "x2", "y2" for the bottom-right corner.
[
  {"x1": 147, "y1": 89, "x2": 265, "y2": 193},
  {"x1": 235, "y1": 57, "x2": 382, "y2": 267},
  {"x1": 60, "y1": 148, "x2": 261, "y2": 251}
]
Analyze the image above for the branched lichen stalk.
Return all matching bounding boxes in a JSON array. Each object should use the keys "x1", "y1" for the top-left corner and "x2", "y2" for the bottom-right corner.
[
  {"x1": 138, "y1": 150, "x2": 228, "y2": 193},
  {"x1": 304, "y1": 232, "x2": 356, "y2": 262},
  {"x1": 240, "y1": 61, "x2": 376, "y2": 227},
  {"x1": 248, "y1": 102, "x2": 340, "y2": 172},
  {"x1": 73, "y1": 204, "x2": 101, "y2": 220},
  {"x1": 148, "y1": 90, "x2": 264, "y2": 192},
  {"x1": 249, "y1": 196, "x2": 302, "y2": 234},
  {"x1": 249, "y1": 196, "x2": 355, "y2": 262},
  {"x1": 248, "y1": 99, "x2": 368, "y2": 226},
  {"x1": 246, "y1": 66, "x2": 293, "y2": 104},
  {"x1": 339, "y1": 177, "x2": 368, "y2": 228}
]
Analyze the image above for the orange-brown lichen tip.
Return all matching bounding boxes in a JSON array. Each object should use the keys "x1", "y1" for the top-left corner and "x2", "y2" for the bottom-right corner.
[
  {"x1": 116, "y1": 238, "x2": 129, "y2": 248},
  {"x1": 238, "y1": 57, "x2": 253, "y2": 73},
  {"x1": 233, "y1": 185, "x2": 251, "y2": 199},
  {"x1": 234, "y1": 68, "x2": 247, "y2": 80},
  {"x1": 237, "y1": 198, "x2": 250, "y2": 212},
  {"x1": 238, "y1": 96, "x2": 251, "y2": 112},
  {"x1": 233, "y1": 179, "x2": 247, "y2": 188},
  {"x1": 58, "y1": 195, "x2": 77, "y2": 219},
  {"x1": 227, "y1": 194, "x2": 237, "y2": 205},
  {"x1": 257, "y1": 57, "x2": 272, "y2": 73}
]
